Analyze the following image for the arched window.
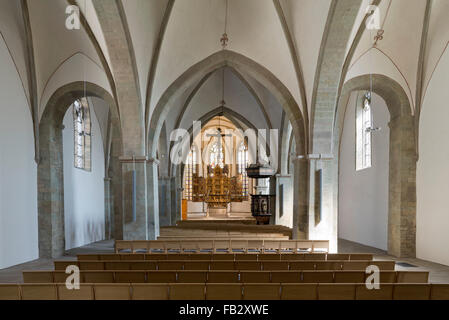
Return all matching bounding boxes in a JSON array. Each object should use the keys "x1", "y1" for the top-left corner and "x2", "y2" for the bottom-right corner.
[
  {"x1": 73, "y1": 97, "x2": 91, "y2": 171},
  {"x1": 237, "y1": 142, "x2": 248, "y2": 197},
  {"x1": 356, "y1": 92, "x2": 372, "y2": 170},
  {"x1": 183, "y1": 147, "x2": 197, "y2": 200},
  {"x1": 209, "y1": 141, "x2": 224, "y2": 168}
]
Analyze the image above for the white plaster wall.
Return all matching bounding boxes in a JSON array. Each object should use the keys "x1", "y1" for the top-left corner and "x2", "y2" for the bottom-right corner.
[
  {"x1": 62, "y1": 103, "x2": 105, "y2": 250},
  {"x1": 338, "y1": 92, "x2": 390, "y2": 251},
  {"x1": 0, "y1": 37, "x2": 38, "y2": 269},
  {"x1": 417, "y1": 48, "x2": 449, "y2": 267}
]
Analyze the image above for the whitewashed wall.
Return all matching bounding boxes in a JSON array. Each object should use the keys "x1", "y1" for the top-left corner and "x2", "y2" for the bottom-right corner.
[
  {"x1": 338, "y1": 92, "x2": 390, "y2": 251},
  {"x1": 0, "y1": 36, "x2": 38, "y2": 269},
  {"x1": 417, "y1": 48, "x2": 449, "y2": 266},
  {"x1": 62, "y1": 100, "x2": 106, "y2": 250}
]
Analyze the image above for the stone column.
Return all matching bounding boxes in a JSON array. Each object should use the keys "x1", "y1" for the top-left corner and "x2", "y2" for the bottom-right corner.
[
  {"x1": 388, "y1": 115, "x2": 416, "y2": 258},
  {"x1": 120, "y1": 157, "x2": 160, "y2": 240},
  {"x1": 158, "y1": 176, "x2": 172, "y2": 227},
  {"x1": 170, "y1": 175, "x2": 182, "y2": 225},
  {"x1": 292, "y1": 157, "x2": 309, "y2": 240},
  {"x1": 104, "y1": 177, "x2": 112, "y2": 240}
]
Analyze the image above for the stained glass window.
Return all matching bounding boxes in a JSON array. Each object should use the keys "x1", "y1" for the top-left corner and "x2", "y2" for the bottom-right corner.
[
  {"x1": 73, "y1": 97, "x2": 91, "y2": 171},
  {"x1": 356, "y1": 92, "x2": 372, "y2": 170}
]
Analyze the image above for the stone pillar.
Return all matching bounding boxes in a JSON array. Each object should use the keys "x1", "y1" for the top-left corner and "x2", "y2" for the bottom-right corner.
[
  {"x1": 292, "y1": 157, "x2": 309, "y2": 240},
  {"x1": 38, "y1": 119, "x2": 65, "y2": 258},
  {"x1": 170, "y1": 175, "x2": 182, "y2": 225},
  {"x1": 158, "y1": 176, "x2": 172, "y2": 227},
  {"x1": 388, "y1": 115, "x2": 416, "y2": 258},
  {"x1": 120, "y1": 157, "x2": 160, "y2": 240},
  {"x1": 104, "y1": 177, "x2": 112, "y2": 240}
]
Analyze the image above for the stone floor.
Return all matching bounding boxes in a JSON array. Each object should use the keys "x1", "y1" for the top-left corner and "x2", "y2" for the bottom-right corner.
[{"x1": 1, "y1": 238, "x2": 449, "y2": 284}]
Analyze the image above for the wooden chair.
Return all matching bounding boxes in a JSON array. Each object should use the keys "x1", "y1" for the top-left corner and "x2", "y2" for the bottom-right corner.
[
  {"x1": 396, "y1": 271, "x2": 429, "y2": 283},
  {"x1": 182, "y1": 241, "x2": 199, "y2": 253},
  {"x1": 177, "y1": 271, "x2": 207, "y2": 283},
  {"x1": 271, "y1": 271, "x2": 301, "y2": 283},
  {"x1": 342, "y1": 261, "x2": 369, "y2": 271},
  {"x1": 240, "y1": 271, "x2": 271, "y2": 283},
  {"x1": 304, "y1": 253, "x2": 326, "y2": 261},
  {"x1": 280, "y1": 240, "x2": 297, "y2": 253},
  {"x1": 147, "y1": 271, "x2": 177, "y2": 283},
  {"x1": 79, "y1": 261, "x2": 105, "y2": 271},
  {"x1": 206, "y1": 284, "x2": 242, "y2": 300},
  {"x1": 94, "y1": 284, "x2": 130, "y2": 300},
  {"x1": 54, "y1": 261, "x2": 78, "y2": 271},
  {"x1": 263, "y1": 240, "x2": 280, "y2": 253},
  {"x1": 302, "y1": 271, "x2": 334, "y2": 283},
  {"x1": 289, "y1": 261, "x2": 316, "y2": 271},
  {"x1": 131, "y1": 241, "x2": 150, "y2": 253},
  {"x1": 105, "y1": 262, "x2": 130, "y2": 271},
  {"x1": 259, "y1": 254, "x2": 281, "y2": 261},
  {"x1": 183, "y1": 261, "x2": 210, "y2": 271},
  {"x1": 262, "y1": 261, "x2": 289, "y2": 271},
  {"x1": 235, "y1": 261, "x2": 261, "y2": 271},
  {"x1": 243, "y1": 284, "x2": 281, "y2": 300},
  {"x1": 115, "y1": 241, "x2": 133, "y2": 253},
  {"x1": 130, "y1": 261, "x2": 157, "y2": 270},
  {"x1": 393, "y1": 284, "x2": 431, "y2": 300},
  {"x1": 334, "y1": 271, "x2": 365, "y2": 283},
  {"x1": 214, "y1": 240, "x2": 231, "y2": 253},
  {"x1": 281, "y1": 284, "x2": 317, "y2": 300},
  {"x1": 247, "y1": 240, "x2": 264, "y2": 253},
  {"x1": 212, "y1": 254, "x2": 234, "y2": 261},
  {"x1": 169, "y1": 284, "x2": 205, "y2": 300},
  {"x1": 145, "y1": 253, "x2": 166, "y2": 260},
  {"x1": 327, "y1": 254, "x2": 350, "y2": 261},
  {"x1": 430, "y1": 284, "x2": 449, "y2": 300},
  {"x1": 0, "y1": 284, "x2": 21, "y2": 300},
  {"x1": 99, "y1": 254, "x2": 121, "y2": 261},
  {"x1": 157, "y1": 261, "x2": 184, "y2": 271},
  {"x1": 148, "y1": 241, "x2": 166, "y2": 254},
  {"x1": 355, "y1": 284, "x2": 394, "y2": 300},
  {"x1": 53, "y1": 271, "x2": 71, "y2": 283},
  {"x1": 370, "y1": 261, "x2": 396, "y2": 271},
  {"x1": 83, "y1": 271, "x2": 114, "y2": 283},
  {"x1": 114, "y1": 271, "x2": 146, "y2": 283},
  {"x1": 231, "y1": 240, "x2": 248, "y2": 253},
  {"x1": 57, "y1": 284, "x2": 94, "y2": 300},
  {"x1": 316, "y1": 261, "x2": 341, "y2": 271},
  {"x1": 235, "y1": 253, "x2": 258, "y2": 261},
  {"x1": 21, "y1": 284, "x2": 58, "y2": 300},
  {"x1": 378, "y1": 271, "x2": 397, "y2": 283},
  {"x1": 198, "y1": 240, "x2": 214, "y2": 253},
  {"x1": 188, "y1": 254, "x2": 213, "y2": 261},
  {"x1": 131, "y1": 284, "x2": 169, "y2": 300},
  {"x1": 318, "y1": 284, "x2": 356, "y2": 300},
  {"x1": 210, "y1": 261, "x2": 235, "y2": 270},
  {"x1": 167, "y1": 254, "x2": 187, "y2": 260},
  {"x1": 312, "y1": 241, "x2": 329, "y2": 252},
  {"x1": 207, "y1": 271, "x2": 239, "y2": 283},
  {"x1": 281, "y1": 254, "x2": 304, "y2": 261},
  {"x1": 77, "y1": 254, "x2": 99, "y2": 261},
  {"x1": 23, "y1": 271, "x2": 54, "y2": 283},
  {"x1": 296, "y1": 241, "x2": 313, "y2": 252},
  {"x1": 350, "y1": 254, "x2": 373, "y2": 261},
  {"x1": 121, "y1": 253, "x2": 145, "y2": 260},
  {"x1": 165, "y1": 241, "x2": 182, "y2": 253}
]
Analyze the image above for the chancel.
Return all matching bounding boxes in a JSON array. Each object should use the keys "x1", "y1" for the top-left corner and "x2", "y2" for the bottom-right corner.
[{"x1": 1, "y1": 0, "x2": 449, "y2": 304}]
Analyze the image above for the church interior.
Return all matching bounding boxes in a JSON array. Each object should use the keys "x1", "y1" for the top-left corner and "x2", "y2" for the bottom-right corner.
[{"x1": 1, "y1": 0, "x2": 449, "y2": 303}]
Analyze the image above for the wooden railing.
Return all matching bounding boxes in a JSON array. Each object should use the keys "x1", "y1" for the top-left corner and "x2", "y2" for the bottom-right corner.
[
  {"x1": 76, "y1": 253, "x2": 372, "y2": 261},
  {"x1": 53, "y1": 260, "x2": 395, "y2": 272},
  {"x1": 2, "y1": 283, "x2": 448, "y2": 300},
  {"x1": 22, "y1": 270, "x2": 428, "y2": 284},
  {"x1": 114, "y1": 240, "x2": 330, "y2": 254}
]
